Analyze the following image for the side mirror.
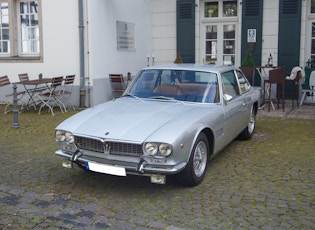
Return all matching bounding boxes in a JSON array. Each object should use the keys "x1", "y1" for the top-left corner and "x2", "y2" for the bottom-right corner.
[{"x1": 223, "y1": 94, "x2": 233, "y2": 102}]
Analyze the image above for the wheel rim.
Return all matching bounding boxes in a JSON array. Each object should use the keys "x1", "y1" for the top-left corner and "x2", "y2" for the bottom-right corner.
[
  {"x1": 248, "y1": 109, "x2": 255, "y2": 134},
  {"x1": 193, "y1": 140, "x2": 208, "y2": 177}
]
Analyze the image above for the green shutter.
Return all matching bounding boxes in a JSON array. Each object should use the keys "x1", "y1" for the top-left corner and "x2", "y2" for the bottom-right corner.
[
  {"x1": 278, "y1": 0, "x2": 302, "y2": 98},
  {"x1": 241, "y1": 0, "x2": 263, "y2": 69},
  {"x1": 278, "y1": 0, "x2": 302, "y2": 75},
  {"x1": 176, "y1": 0, "x2": 195, "y2": 63}
]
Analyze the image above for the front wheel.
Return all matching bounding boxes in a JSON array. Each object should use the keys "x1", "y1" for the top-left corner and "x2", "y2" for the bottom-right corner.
[
  {"x1": 177, "y1": 133, "x2": 209, "y2": 186},
  {"x1": 238, "y1": 106, "x2": 255, "y2": 140}
]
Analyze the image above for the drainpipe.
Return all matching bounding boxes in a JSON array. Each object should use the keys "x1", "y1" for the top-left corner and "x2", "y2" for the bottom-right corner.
[{"x1": 78, "y1": 0, "x2": 85, "y2": 108}]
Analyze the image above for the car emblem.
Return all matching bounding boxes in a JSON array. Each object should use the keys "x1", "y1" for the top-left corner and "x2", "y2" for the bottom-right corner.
[
  {"x1": 104, "y1": 143, "x2": 111, "y2": 154},
  {"x1": 105, "y1": 132, "x2": 109, "y2": 135}
]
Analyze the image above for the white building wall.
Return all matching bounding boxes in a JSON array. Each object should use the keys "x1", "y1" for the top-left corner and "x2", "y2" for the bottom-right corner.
[
  {"x1": 261, "y1": 0, "x2": 279, "y2": 66},
  {"x1": 151, "y1": 0, "x2": 177, "y2": 65},
  {"x1": 86, "y1": 0, "x2": 152, "y2": 105}
]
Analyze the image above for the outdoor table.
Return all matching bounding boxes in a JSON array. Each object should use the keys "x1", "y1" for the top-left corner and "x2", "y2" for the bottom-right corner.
[
  {"x1": 14, "y1": 78, "x2": 53, "y2": 110},
  {"x1": 255, "y1": 66, "x2": 283, "y2": 110}
]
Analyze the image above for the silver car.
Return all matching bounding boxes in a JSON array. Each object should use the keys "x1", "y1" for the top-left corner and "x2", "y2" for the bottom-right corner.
[{"x1": 55, "y1": 64, "x2": 261, "y2": 186}]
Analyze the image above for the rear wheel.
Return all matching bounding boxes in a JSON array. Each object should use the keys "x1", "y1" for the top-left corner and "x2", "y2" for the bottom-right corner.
[
  {"x1": 238, "y1": 106, "x2": 255, "y2": 140},
  {"x1": 177, "y1": 133, "x2": 209, "y2": 186}
]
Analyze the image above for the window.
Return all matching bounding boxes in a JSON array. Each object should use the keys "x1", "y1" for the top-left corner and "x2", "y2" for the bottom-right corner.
[
  {"x1": 204, "y1": 1, "x2": 237, "y2": 18},
  {"x1": 204, "y1": 2, "x2": 218, "y2": 18},
  {"x1": 236, "y1": 70, "x2": 250, "y2": 94},
  {"x1": 312, "y1": 22, "x2": 315, "y2": 63},
  {"x1": 223, "y1": 24, "x2": 235, "y2": 65},
  {"x1": 221, "y1": 71, "x2": 239, "y2": 98},
  {"x1": 0, "y1": 0, "x2": 41, "y2": 61},
  {"x1": 202, "y1": 1, "x2": 238, "y2": 65},
  {"x1": 223, "y1": 1, "x2": 237, "y2": 17},
  {"x1": 205, "y1": 25, "x2": 217, "y2": 64},
  {"x1": 0, "y1": 2, "x2": 9, "y2": 53}
]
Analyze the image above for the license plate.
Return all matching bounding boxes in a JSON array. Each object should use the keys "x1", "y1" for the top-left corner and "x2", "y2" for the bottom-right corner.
[{"x1": 85, "y1": 162, "x2": 126, "y2": 176}]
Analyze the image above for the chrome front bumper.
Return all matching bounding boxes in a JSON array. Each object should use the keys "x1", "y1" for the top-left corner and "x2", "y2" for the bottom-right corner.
[{"x1": 55, "y1": 149, "x2": 187, "y2": 176}]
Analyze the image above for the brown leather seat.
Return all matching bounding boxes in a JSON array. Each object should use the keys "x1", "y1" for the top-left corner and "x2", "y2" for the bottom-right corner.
[{"x1": 153, "y1": 84, "x2": 185, "y2": 96}]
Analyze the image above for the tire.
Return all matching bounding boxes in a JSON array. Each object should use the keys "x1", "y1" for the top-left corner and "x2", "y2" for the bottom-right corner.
[
  {"x1": 238, "y1": 106, "x2": 255, "y2": 140},
  {"x1": 177, "y1": 133, "x2": 209, "y2": 187}
]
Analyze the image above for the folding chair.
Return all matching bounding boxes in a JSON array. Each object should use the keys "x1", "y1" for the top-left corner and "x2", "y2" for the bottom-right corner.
[
  {"x1": 0, "y1": 75, "x2": 26, "y2": 114},
  {"x1": 18, "y1": 73, "x2": 30, "y2": 82},
  {"x1": 59, "y1": 75, "x2": 76, "y2": 111},
  {"x1": 36, "y1": 76, "x2": 65, "y2": 116},
  {"x1": 109, "y1": 74, "x2": 126, "y2": 98}
]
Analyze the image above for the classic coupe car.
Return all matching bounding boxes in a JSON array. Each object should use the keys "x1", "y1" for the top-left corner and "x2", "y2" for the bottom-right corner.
[{"x1": 55, "y1": 64, "x2": 260, "y2": 186}]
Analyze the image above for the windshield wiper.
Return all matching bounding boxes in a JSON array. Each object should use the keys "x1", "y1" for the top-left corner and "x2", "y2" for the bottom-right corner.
[
  {"x1": 148, "y1": 96, "x2": 176, "y2": 101},
  {"x1": 122, "y1": 93, "x2": 140, "y2": 99}
]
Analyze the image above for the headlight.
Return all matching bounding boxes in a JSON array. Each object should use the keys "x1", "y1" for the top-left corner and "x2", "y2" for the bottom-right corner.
[
  {"x1": 144, "y1": 143, "x2": 158, "y2": 155},
  {"x1": 55, "y1": 130, "x2": 65, "y2": 142},
  {"x1": 144, "y1": 142, "x2": 172, "y2": 157},
  {"x1": 159, "y1": 143, "x2": 172, "y2": 157},
  {"x1": 55, "y1": 130, "x2": 74, "y2": 144},
  {"x1": 65, "y1": 132, "x2": 75, "y2": 144}
]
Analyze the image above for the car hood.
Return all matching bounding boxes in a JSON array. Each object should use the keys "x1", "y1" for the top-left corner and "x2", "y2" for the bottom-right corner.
[{"x1": 56, "y1": 97, "x2": 218, "y2": 143}]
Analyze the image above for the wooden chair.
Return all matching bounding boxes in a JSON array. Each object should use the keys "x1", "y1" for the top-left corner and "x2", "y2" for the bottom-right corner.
[
  {"x1": 240, "y1": 67, "x2": 254, "y2": 85},
  {"x1": 109, "y1": 74, "x2": 126, "y2": 97},
  {"x1": 263, "y1": 68, "x2": 286, "y2": 112},
  {"x1": 18, "y1": 73, "x2": 30, "y2": 82}
]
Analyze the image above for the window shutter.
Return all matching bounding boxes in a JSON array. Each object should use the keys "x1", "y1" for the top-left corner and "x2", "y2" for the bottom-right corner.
[
  {"x1": 241, "y1": 0, "x2": 263, "y2": 86},
  {"x1": 278, "y1": 0, "x2": 302, "y2": 76},
  {"x1": 241, "y1": 1, "x2": 263, "y2": 65},
  {"x1": 176, "y1": 0, "x2": 195, "y2": 63}
]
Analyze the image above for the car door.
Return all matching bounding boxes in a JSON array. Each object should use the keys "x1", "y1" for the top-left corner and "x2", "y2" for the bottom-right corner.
[{"x1": 220, "y1": 70, "x2": 247, "y2": 140}]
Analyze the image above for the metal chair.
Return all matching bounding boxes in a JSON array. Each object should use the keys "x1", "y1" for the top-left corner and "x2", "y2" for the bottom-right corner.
[
  {"x1": 300, "y1": 71, "x2": 315, "y2": 105},
  {"x1": 0, "y1": 75, "x2": 26, "y2": 114},
  {"x1": 59, "y1": 75, "x2": 76, "y2": 111},
  {"x1": 36, "y1": 76, "x2": 65, "y2": 116}
]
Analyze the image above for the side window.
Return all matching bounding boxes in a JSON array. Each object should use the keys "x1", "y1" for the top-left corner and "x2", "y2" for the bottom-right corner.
[
  {"x1": 221, "y1": 70, "x2": 239, "y2": 99},
  {"x1": 235, "y1": 70, "x2": 250, "y2": 94}
]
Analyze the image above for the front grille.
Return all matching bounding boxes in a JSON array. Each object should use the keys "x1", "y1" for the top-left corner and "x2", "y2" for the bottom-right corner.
[{"x1": 74, "y1": 136, "x2": 143, "y2": 157}]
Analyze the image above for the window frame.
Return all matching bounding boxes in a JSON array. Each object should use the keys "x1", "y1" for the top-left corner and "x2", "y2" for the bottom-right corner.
[{"x1": 0, "y1": 0, "x2": 42, "y2": 62}]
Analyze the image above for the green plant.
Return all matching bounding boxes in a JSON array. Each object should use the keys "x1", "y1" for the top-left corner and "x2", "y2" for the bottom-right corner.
[{"x1": 241, "y1": 49, "x2": 255, "y2": 67}]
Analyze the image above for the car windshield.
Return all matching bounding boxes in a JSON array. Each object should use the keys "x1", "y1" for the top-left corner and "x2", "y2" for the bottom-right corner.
[{"x1": 126, "y1": 69, "x2": 219, "y2": 103}]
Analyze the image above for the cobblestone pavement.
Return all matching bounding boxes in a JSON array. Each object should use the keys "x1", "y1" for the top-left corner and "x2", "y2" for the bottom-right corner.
[{"x1": 0, "y1": 103, "x2": 314, "y2": 230}]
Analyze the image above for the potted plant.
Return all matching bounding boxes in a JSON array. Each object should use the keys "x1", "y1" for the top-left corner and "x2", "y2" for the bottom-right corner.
[{"x1": 240, "y1": 49, "x2": 255, "y2": 84}]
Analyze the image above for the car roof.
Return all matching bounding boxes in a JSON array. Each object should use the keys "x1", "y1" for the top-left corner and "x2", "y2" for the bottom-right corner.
[{"x1": 143, "y1": 64, "x2": 237, "y2": 74}]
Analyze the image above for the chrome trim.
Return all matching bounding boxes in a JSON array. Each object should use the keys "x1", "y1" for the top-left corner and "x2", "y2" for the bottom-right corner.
[{"x1": 55, "y1": 149, "x2": 187, "y2": 174}]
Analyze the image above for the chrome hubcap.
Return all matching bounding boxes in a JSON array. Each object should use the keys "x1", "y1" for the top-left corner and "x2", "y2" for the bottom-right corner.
[{"x1": 193, "y1": 141, "x2": 207, "y2": 177}]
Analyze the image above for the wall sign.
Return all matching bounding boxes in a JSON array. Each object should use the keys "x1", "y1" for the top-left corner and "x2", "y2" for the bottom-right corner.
[
  {"x1": 247, "y1": 29, "x2": 256, "y2": 43},
  {"x1": 117, "y1": 21, "x2": 135, "y2": 51}
]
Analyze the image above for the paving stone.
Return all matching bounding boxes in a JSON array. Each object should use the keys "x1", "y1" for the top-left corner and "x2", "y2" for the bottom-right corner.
[{"x1": 0, "y1": 104, "x2": 314, "y2": 229}]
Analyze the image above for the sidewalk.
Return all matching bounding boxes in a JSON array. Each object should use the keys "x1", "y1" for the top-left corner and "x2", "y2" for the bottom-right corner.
[{"x1": 257, "y1": 100, "x2": 315, "y2": 120}]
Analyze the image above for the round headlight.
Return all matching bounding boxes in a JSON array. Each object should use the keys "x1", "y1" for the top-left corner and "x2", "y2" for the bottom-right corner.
[
  {"x1": 144, "y1": 143, "x2": 158, "y2": 155},
  {"x1": 65, "y1": 132, "x2": 75, "y2": 144},
  {"x1": 159, "y1": 143, "x2": 172, "y2": 156},
  {"x1": 55, "y1": 130, "x2": 65, "y2": 142}
]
